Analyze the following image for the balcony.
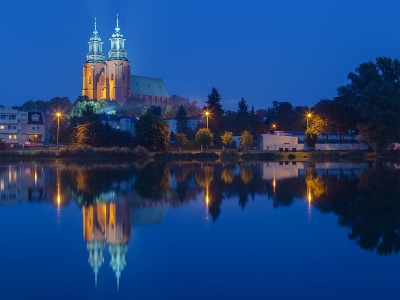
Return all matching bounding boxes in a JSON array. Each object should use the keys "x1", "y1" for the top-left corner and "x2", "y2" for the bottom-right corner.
[{"x1": 0, "y1": 129, "x2": 19, "y2": 134}]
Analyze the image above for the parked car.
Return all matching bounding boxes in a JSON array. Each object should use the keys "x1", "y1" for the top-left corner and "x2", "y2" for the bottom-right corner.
[{"x1": 11, "y1": 143, "x2": 23, "y2": 148}]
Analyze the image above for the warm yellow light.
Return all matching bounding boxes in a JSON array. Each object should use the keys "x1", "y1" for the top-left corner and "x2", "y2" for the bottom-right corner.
[
  {"x1": 307, "y1": 113, "x2": 312, "y2": 118},
  {"x1": 56, "y1": 112, "x2": 61, "y2": 117},
  {"x1": 57, "y1": 194, "x2": 61, "y2": 206},
  {"x1": 272, "y1": 124, "x2": 276, "y2": 128},
  {"x1": 205, "y1": 111, "x2": 209, "y2": 116},
  {"x1": 308, "y1": 192, "x2": 312, "y2": 203},
  {"x1": 273, "y1": 179, "x2": 276, "y2": 189}
]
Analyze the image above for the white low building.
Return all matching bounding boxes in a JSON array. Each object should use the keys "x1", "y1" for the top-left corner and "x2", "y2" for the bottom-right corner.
[{"x1": 259, "y1": 133, "x2": 299, "y2": 151}]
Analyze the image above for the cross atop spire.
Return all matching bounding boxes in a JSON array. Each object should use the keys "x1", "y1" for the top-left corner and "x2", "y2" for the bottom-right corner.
[
  {"x1": 115, "y1": 14, "x2": 120, "y2": 32},
  {"x1": 94, "y1": 17, "x2": 97, "y2": 34}
]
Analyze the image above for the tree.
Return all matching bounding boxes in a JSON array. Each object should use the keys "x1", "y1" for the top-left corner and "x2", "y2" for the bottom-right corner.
[
  {"x1": 175, "y1": 133, "x2": 188, "y2": 149},
  {"x1": 72, "y1": 122, "x2": 105, "y2": 147},
  {"x1": 146, "y1": 105, "x2": 162, "y2": 118},
  {"x1": 134, "y1": 114, "x2": 170, "y2": 151},
  {"x1": 204, "y1": 87, "x2": 224, "y2": 138},
  {"x1": 313, "y1": 98, "x2": 358, "y2": 142},
  {"x1": 0, "y1": 140, "x2": 7, "y2": 151},
  {"x1": 195, "y1": 128, "x2": 214, "y2": 151},
  {"x1": 337, "y1": 57, "x2": 400, "y2": 151},
  {"x1": 69, "y1": 100, "x2": 102, "y2": 124},
  {"x1": 304, "y1": 127, "x2": 319, "y2": 149},
  {"x1": 164, "y1": 95, "x2": 203, "y2": 118},
  {"x1": 240, "y1": 130, "x2": 254, "y2": 150},
  {"x1": 236, "y1": 98, "x2": 249, "y2": 133},
  {"x1": 221, "y1": 131, "x2": 234, "y2": 149},
  {"x1": 175, "y1": 105, "x2": 188, "y2": 134},
  {"x1": 48, "y1": 97, "x2": 73, "y2": 114},
  {"x1": 120, "y1": 96, "x2": 148, "y2": 117}
]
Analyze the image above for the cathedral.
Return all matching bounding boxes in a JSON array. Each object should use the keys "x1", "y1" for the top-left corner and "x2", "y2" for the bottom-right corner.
[{"x1": 82, "y1": 17, "x2": 169, "y2": 106}]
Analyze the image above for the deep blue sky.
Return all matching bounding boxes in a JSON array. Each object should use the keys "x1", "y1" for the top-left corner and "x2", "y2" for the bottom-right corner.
[{"x1": 1, "y1": 0, "x2": 399, "y2": 110}]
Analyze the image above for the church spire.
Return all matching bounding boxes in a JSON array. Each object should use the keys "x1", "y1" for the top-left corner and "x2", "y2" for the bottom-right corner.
[
  {"x1": 86, "y1": 18, "x2": 105, "y2": 62},
  {"x1": 108, "y1": 14, "x2": 128, "y2": 61}
]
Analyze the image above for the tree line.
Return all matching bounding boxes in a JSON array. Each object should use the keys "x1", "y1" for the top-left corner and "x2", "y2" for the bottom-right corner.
[{"x1": 4, "y1": 56, "x2": 400, "y2": 152}]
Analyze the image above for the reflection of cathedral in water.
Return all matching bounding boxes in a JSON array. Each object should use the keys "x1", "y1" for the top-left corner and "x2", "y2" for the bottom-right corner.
[
  {"x1": 83, "y1": 201, "x2": 131, "y2": 288},
  {"x1": 82, "y1": 200, "x2": 168, "y2": 288}
]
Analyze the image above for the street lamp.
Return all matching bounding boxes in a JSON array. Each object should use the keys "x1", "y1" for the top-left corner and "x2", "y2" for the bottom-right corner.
[
  {"x1": 205, "y1": 111, "x2": 210, "y2": 129},
  {"x1": 56, "y1": 112, "x2": 61, "y2": 150},
  {"x1": 306, "y1": 113, "x2": 312, "y2": 130}
]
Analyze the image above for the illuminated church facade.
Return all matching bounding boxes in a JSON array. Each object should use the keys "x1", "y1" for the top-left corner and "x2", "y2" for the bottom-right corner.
[{"x1": 82, "y1": 17, "x2": 169, "y2": 106}]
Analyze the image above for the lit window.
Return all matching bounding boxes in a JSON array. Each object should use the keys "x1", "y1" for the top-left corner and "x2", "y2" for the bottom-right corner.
[{"x1": 0, "y1": 125, "x2": 4, "y2": 130}]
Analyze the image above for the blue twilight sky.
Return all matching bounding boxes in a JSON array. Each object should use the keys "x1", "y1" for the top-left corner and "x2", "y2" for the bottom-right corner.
[{"x1": 0, "y1": 0, "x2": 399, "y2": 110}]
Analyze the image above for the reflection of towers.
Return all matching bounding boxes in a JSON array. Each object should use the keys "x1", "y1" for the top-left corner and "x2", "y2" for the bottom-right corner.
[
  {"x1": 195, "y1": 166, "x2": 214, "y2": 219},
  {"x1": 83, "y1": 201, "x2": 131, "y2": 288}
]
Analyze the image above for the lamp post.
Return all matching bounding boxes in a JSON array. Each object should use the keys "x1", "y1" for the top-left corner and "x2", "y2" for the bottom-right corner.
[
  {"x1": 306, "y1": 113, "x2": 312, "y2": 130},
  {"x1": 56, "y1": 112, "x2": 61, "y2": 150},
  {"x1": 205, "y1": 111, "x2": 210, "y2": 129}
]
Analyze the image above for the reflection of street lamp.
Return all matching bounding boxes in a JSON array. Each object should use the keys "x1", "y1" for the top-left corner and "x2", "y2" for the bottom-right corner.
[
  {"x1": 56, "y1": 112, "x2": 61, "y2": 150},
  {"x1": 306, "y1": 113, "x2": 312, "y2": 130},
  {"x1": 205, "y1": 111, "x2": 210, "y2": 129}
]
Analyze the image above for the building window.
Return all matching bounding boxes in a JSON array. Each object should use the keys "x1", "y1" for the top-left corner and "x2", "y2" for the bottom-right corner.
[
  {"x1": 31, "y1": 114, "x2": 40, "y2": 122},
  {"x1": 0, "y1": 115, "x2": 6, "y2": 120},
  {"x1": 21, "y1": 126, "x2": 26, "y2": 130},
  {"x1": 22, "y1": 115, "x2": 27, "y2": 120},
  {"x1": 8, "y1": 135, "x2": 17, "y2": 140},
  {"x1": 0, "y1": 125, "x2": 4, "y2": 130},
  {"x1": 9, "y1": 115, "x2": 16, "y2": 120},
  {"x1": 89, "y1": 76, "x2": 92, "y2": 84},
  {"x1": 7, "y1": 125, "x2": 17, "y2": 130},
  {"x1": 111, "y1": 74, "x2": 114, "y2": 80}
]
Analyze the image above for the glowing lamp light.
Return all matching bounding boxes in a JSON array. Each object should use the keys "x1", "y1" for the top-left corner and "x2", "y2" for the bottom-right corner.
[{"x1": 205, "y1": 111, "x2": 210, "y2": 129}]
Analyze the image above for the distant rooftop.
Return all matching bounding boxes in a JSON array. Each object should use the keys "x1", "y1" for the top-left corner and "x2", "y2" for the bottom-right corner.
[{"x1": 131, "y1": 75, "x2": 169, "y2": 98}]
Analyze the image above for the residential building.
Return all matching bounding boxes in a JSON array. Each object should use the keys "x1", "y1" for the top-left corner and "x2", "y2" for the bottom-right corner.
[
  {"x1": 0, "y1": 107, "x2": 28, "y2": 145},
  {"x1": 99, "y1": 113, "x2": 138, "y2": 136},
  {"x1": 165, "y1": 117, "x2": 205, "y2": 134},
  {"x1": 27, "y1": 112, "x2": 45, "y2": 145}
]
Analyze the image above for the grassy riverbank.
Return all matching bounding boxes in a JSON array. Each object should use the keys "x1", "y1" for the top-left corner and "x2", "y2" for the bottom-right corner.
[{"x1": 0, "y1": 146, "x2": 385, "y2": 162}]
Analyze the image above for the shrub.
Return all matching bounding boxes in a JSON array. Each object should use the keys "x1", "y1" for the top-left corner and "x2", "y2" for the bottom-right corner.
[{"x1": 133, "y1": 146, "x2": 150, "y2": 160}]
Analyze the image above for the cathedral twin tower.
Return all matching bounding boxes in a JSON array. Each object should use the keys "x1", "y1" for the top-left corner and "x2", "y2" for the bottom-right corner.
[{"x1": 82, "y1": 17, "x2": 131, "y2": 104}]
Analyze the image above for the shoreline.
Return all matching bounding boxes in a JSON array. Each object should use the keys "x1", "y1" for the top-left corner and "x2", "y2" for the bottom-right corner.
[{"x1": 0, "y1": 148, "x2": 383, "y2": 163}]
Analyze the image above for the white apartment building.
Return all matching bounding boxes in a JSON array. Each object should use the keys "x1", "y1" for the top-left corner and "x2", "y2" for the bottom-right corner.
[
  {"x1": 0, "y1": 108, "x2": 45, "y2": 146},
  {"x1": 0, "y1": 107, "x2": 28, "y2": 145}
]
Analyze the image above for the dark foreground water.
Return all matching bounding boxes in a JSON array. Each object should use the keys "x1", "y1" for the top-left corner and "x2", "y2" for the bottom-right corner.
[{"x1": 0, "y1": 161, "x2": 400, "y2": 299}]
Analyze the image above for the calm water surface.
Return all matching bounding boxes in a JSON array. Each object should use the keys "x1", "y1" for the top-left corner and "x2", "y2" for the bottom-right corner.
[{"x1": 0, "y1": 161, "x2": 400, "y2": 299}]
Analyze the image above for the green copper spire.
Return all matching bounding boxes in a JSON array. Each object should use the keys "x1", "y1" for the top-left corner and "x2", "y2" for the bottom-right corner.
[
  {"x1": 86, "y1": 18, "x2": 105, "y2": 62},
  {"x1": 108, "y1": 14, "x2": 128, "y2": 61}
]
